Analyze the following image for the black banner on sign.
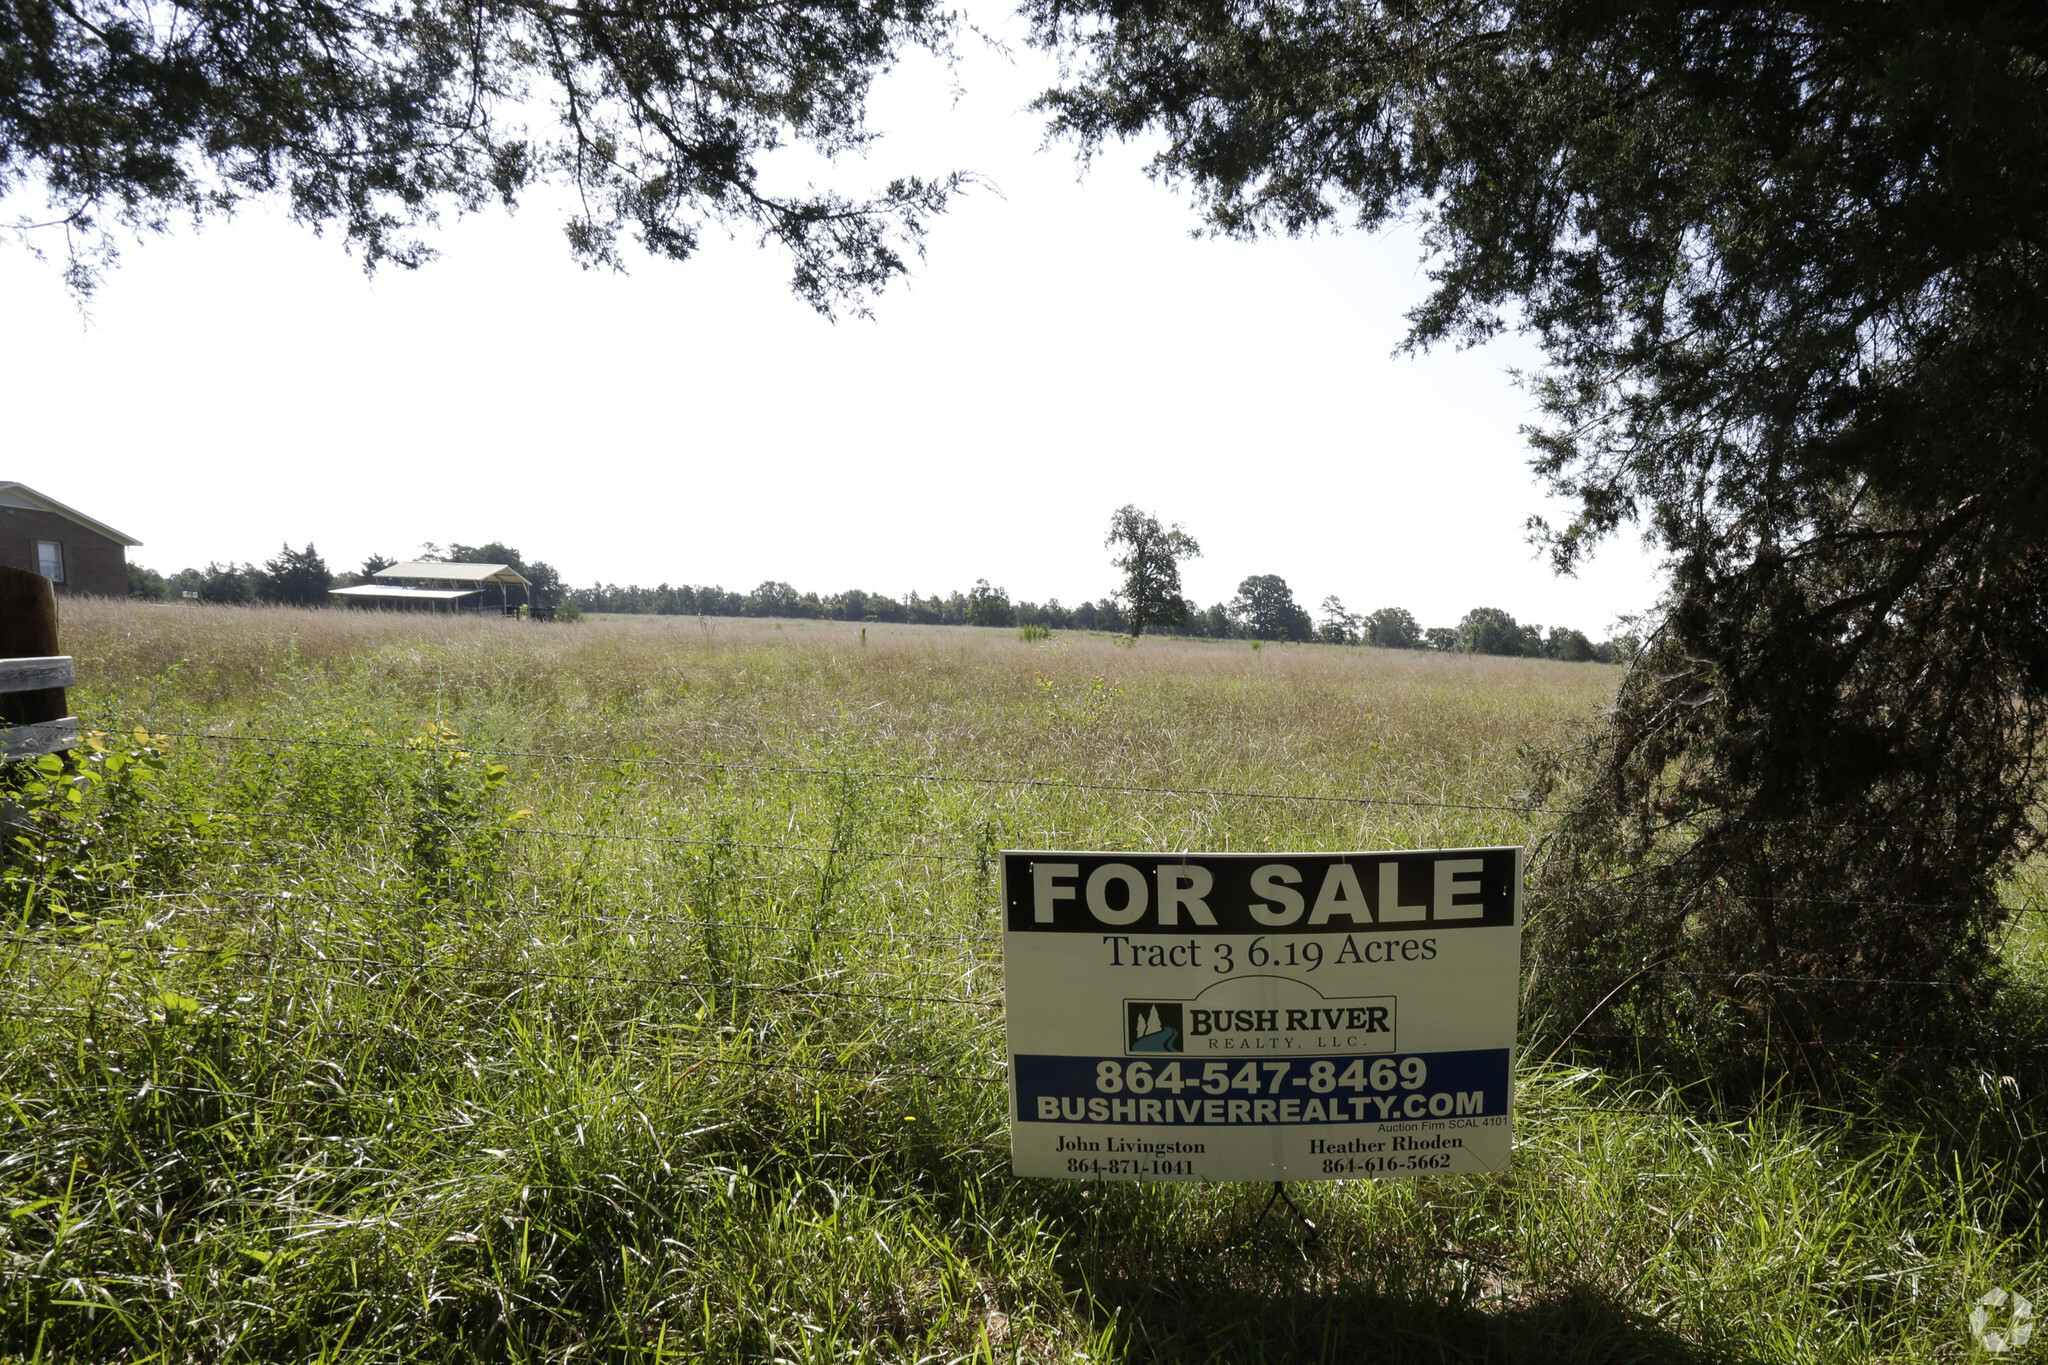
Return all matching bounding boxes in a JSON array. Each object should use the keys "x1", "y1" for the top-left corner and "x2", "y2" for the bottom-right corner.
[{"x1": 1002, "y1": 849, "x2": 1519, "y2": 934}]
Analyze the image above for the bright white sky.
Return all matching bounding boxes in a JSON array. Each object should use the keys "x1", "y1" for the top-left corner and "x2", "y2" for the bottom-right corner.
[{"x1": 2, "y1": 8, "x2": 1664, "y2": 637}]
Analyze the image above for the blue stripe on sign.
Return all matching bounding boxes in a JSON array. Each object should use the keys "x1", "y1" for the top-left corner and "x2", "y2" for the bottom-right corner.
[{"x1": 1014, "y1": 1050, "x2": 1510, "y2": 1125}]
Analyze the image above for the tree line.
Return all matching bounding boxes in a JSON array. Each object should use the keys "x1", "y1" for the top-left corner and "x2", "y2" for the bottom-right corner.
[
  {"x1": 568, "y1": 576, "x2": 1625, "y2": 661},
  {"x1": 126, "y1": 523, "x2": 1623, "y2": 661}
]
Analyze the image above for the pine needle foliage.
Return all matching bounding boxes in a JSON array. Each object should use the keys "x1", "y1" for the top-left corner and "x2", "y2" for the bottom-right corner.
[
  {"x1": 2, "y1": 0, "x2": 967, "y2": 310},
  {"x1": 1028, "y1": 0, "x2": 2048, "y2": 1067}
]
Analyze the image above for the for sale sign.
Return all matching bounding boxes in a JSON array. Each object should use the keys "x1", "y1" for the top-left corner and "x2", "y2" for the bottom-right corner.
[{"x1": 1003, "y1": 848, "x2": 1521, "y2": 1183}]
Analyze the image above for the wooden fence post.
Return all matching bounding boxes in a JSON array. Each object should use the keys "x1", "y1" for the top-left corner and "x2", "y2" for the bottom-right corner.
[{"x1": 0, "y1": 566, "x2": 78, "y2": 762}]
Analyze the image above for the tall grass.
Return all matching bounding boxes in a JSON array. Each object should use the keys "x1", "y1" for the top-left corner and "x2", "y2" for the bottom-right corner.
[{"x1": 0, "y1": 601, "x2": 2040, "y2": 1361}]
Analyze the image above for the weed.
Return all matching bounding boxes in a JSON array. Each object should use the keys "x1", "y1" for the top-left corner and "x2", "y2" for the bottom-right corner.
[
  {"x1": 2, "y1": 728, "x2": 172, "y2": 920},
  {"x1": 401, "y1": 722, "x2": 527, "y2": 907}
]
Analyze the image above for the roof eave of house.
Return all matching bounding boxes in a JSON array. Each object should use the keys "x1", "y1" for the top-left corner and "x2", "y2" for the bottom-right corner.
[{"x1": 0, "y1": 481, "x2": 143, "y2": 546}]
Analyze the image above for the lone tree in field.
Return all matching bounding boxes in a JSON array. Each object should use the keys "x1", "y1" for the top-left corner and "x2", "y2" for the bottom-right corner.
[
  {"x1": 1230, "y1": 575, "x2": 1313, "y2": 642},
  {"x1": 1362, "y1": 607, "x2": 1422, "y2": 651},
  {"x1": 1455, "y1": 607, "x2": 1539, "y2": 659},
  {"x1": 1031, "y1": 0, "x2": 2048, "y2": 1071},
  {"x1": 965, "y1": 579, "x2": 1018, "y2": 628},
  {"x1": 2, "y1": 0, "x2": 965, "y2": 312},
  {"x1": 1105, "y1": 505, "x2": 1201, "y2": 637}
]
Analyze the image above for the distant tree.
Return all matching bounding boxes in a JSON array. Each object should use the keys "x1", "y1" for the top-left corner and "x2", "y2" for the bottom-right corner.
[
  {"x1": 901, "y1": 591, "x2": 948, "y2": 625},
  {"x1": 1456, "y1": 608, "x2": 1543, "y2": 657},
  {"x1": 260, "y1": 543, "x2": 333, "y2": 606},
  {"x1": 126, "y1": 564, "x2": 165, "y2": 599},
  {"x1": 1315, "y1": 595, "x2": 1357, "y2": 645},
  {"x1": 1018, "y1": 597, "x2": 1074, "y2": 630},
  {"x1": 745, "y1": 581, "x2": 802, "y2": 617},
  {"x1": 1196, "y1": 602, "x2": 1234, "y2": 639},
  {"x1": 1362, "y1": 607, "x2": 1422, "y2": 650},
  {"x1": 349, "y1": 554, "x2": 396, "y2": 587},
  {"x1": 1105, "y1": 505, "x2": 1202, "y2": 637},
  {"x1": 965, "y1": 579, "x2": 1018, "y2": 628},
  {"x1": 1594, "y1": 631, "x2": 1642, "y2": 666},
  {"x1": 1544, "y1": 626, "x2": 1597, "y2": 663},
  {"x1": 1424, "y1": 627, "x2": 1458, "y2": 652},
  {"x1": 197, "y1": 562, "x2": 254, "y2": 604},
  {"x1": 1230, "y1": 575, "x2": 1313, "y2": 642}
]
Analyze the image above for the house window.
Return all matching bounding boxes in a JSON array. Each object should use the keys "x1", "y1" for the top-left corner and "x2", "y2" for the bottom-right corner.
[{"x1": 34, "y1": 540, "x2": 64, "y2": 582}]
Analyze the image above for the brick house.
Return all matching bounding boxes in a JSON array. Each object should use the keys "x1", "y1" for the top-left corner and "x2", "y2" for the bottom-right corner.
[{"x1": 0, "y1": 482, "x2": 141, "y2": 597}]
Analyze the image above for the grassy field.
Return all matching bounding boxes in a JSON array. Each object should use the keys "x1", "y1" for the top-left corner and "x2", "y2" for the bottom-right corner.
[{"x1": 2, "y1": 600, "x2": 2043, "y2": 1362}]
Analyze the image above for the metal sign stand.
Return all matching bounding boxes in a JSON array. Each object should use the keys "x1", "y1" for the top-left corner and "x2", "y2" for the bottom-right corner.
[{"x1": 1246, "y1": 1182, "x2": 1318, "y2": 1243}]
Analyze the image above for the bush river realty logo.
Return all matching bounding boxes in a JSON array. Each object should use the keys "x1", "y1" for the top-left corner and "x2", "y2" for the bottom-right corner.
[
  {"x1": 1124, "y1": 981, "x2": 1398, "y2": 1055},
  {"x1": 1126, "y1": 1002, "x2": 1184, "y2": 1052}
]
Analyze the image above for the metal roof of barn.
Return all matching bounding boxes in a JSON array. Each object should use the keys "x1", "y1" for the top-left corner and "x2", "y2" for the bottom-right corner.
[
  {"x1": 373, "y1": 561, "x2": 530, "y2": 586},
  {"x1": 330, "y1": 584, "x2": 487, "y2": 602}
]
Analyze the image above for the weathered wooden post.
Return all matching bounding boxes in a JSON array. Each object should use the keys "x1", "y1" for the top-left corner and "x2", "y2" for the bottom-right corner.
[{"x1": 0, "y1": 566, "x2": 79, "y2": 762}]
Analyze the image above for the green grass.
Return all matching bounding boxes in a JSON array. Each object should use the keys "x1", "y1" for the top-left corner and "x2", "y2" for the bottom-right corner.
[{"x1": 0, "y1": 600, "x2": 2042, "y2": 1362}]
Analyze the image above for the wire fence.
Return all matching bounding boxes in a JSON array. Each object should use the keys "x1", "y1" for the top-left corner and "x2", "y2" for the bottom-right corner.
[
  {"x1": 48, "y1": 718, "x2": 2048, "y2": 921},
  {"x1": 10, "y1": 722, "x2": 2048, "y2": 1140},
  {"x1": 127, "y1": 887, "x2": 1003, "y2": 945},
  {"x1": 5, "y1": 998, "x2": 2046, "y2": 1140},
  {"x1": 23, "y1": 884, "x2": 2048, "y2": 997},
  {"x1": 9, "y1": 910, "x2": 2048, "y2": 1066},
  {"x1": 91, "y1": 719, "x2": 2045, "y2": 837},
  {"x1": 68, "y1": 801, "x2": 2048, "y2": 921}
]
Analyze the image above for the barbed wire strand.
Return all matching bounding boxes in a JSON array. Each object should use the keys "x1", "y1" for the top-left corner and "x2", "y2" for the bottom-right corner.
[
  {"x1": 102, "y1": 725, "x2": 1556, "y2": 817},
  {"x1": 5, "y1": 977, "x2": 2046, "y2": 1060},
  {"x1": 0, "y1": 939, "x2": 1001, "y2": 1010},
  {"x1": 30, "y1": 893, "x2": 2048, "y2": 996},
  {"x1": 41, "y1": 800, "x2": 2048, "y2": 919},
  {"x1": 122, "y1": 888, "x2": 1000, "y2": 947},
  {"x1": 91, "y1": 720, "x2": 2024, "y2": 837}
]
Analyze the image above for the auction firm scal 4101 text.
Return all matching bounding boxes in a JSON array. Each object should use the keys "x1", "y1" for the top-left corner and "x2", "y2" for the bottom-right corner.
[{"x1": 1003, "y1": 849, "x2": 1521, "y2": 1182}]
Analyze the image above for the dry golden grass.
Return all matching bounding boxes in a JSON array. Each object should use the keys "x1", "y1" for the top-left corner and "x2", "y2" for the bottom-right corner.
[
  {"x1": 61, "y1": 599, "x2": 1622, "y2": 859},
  {"x1": 64, "y1": 600, "x2": 1615, "y2": 780}
]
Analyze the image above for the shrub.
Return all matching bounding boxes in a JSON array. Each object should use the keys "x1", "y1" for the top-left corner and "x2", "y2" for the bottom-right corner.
[
  {"x1": 401, "y1": 724, "x2": 528, "y2": 908},
  {"x1": 1, "y1": 729, "x2": 173, "y2": 921}
]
